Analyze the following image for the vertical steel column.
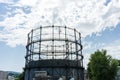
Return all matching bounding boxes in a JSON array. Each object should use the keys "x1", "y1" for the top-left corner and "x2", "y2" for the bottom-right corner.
[
  {"x1": 30, "y1": 29, "x2": 33, "y2": 61},
  {"x1": 32, "y1": 41, "x2": 34, "y2": 60},
  {"x1": 65, "y1": 26, "x2": 67, "y2": 54},
  {"x1": 52, "y1": 25, "x2": 54, "y2": 78},
  {"x1": 79, "y1": 33, "x2": 81, "y2": 60},
  {"x1": 25, "y1": 34, "x2": 29, "y2": 80},
  {"x1": 79, "y1": 32, "x2": 84, "y2": 80},
  {"x1": 74, "y1": 29, "x2": 78, "y2": 60},
  {"x1": 52, "y1": 25, "x2": 54, "y2": 59},
  {"x1": 79, "y1": 33, "x2": 83, "y2": 67},
  {"x1": 74, "y1": 29, "x2": 79, "y2": 80},
  {"x1": 39, "y1": 27, "x2": 42, "y2": 60},
  {"x1": 26, "y1": 33, "x2": 29, "y2": 64},
  {"x1": 65, "y1": 26, "x2": 69, "y2": 79},
  {"x1": 65, "y1": 26, "x2": 69, "y2": 59},
  {"x1": 28, "y1": 29, "x2": 33, "y2": 80}
]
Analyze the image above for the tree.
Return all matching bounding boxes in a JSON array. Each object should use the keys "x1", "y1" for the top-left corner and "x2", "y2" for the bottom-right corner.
[
  {"x1": 15, "y1": 72, "x2": 24, "y2": 80},
  {"x1": 117, "y1": 60, "x2": 120, "y2": 66},
  {"x1": 87, "y1": 50, "x2": 119, "y2": 80},
  {"x1": 18, "y1": 72, "x2": 24, "y2": 80}
]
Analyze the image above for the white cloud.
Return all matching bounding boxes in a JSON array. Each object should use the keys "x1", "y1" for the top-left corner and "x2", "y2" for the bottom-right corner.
[
  {"x1": 17, "y1": 0, "x2": 38, "y2": 6},
  {"x1": 82, "y1": 39, "x2": 120, "y2": 69},
  {"x1": 103, "y1": 39, "x2": 120, "y2": 59},
  {"x1": 0, "y1": 0, "x2": 17, "y2": 4},
  {"x1": 0, "y1": 0, "x2": 120, "y2": 47}
]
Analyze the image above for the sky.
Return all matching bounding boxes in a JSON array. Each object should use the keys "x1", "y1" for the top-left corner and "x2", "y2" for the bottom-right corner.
[{"x1": 0, "y1": 0, "x2": 120, "y2": 72}]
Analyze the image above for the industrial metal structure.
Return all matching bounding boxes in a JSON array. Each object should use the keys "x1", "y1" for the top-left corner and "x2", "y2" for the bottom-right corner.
[{"x1": 24, "y1": 26, "x2": 84, "y2": 80}]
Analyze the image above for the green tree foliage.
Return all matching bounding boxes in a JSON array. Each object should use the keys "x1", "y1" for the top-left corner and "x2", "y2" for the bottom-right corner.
[
  {"x1": 15, "y1": 72, "x2": 24, "y2": 80},
  {"x1": 118, "y1": 60, "x2": 120, "y2": 66},
  {"x1": 87, "y1": 50, "x2": 119, "y2": 80}
]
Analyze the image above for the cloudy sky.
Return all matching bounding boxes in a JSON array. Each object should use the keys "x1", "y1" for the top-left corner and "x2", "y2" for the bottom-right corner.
[{"x1": 0, "y1": 0, "x2": 120, "y2": 72}]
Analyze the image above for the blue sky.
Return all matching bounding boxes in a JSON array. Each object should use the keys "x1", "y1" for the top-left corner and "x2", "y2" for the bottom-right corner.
[{"x1": 0, "y1": 0, "x2": 120, "y2": 72}]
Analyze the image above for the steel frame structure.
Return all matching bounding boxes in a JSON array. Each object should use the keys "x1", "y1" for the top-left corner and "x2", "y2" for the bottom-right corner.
[{"x1": 24, "y1": 26, "x2": 84, "y2": 80}]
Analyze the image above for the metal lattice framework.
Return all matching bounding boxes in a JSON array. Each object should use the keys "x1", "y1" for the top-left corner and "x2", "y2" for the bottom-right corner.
[{"x1": 25, "y1": 26, "x2": 84, "y2": 80}]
